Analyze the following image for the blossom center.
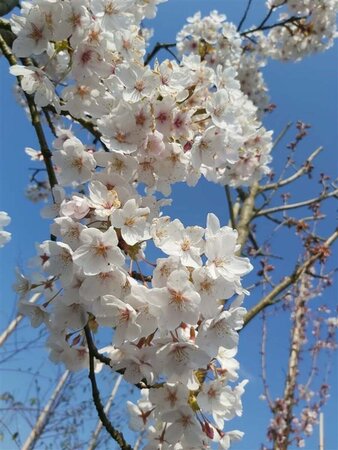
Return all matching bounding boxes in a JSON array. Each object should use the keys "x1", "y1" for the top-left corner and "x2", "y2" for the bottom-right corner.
[{"x1": 94, "y1": 242, "x2": 109, "y2": 258}]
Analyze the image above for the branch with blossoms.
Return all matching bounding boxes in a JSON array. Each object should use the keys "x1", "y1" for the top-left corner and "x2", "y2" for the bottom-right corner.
[
  {"x1": 1, "y1": 1, "x2": 337, "y2": 450},
  {"x1": 0, "y1": 32, "x2": 57, "y2": 191}
]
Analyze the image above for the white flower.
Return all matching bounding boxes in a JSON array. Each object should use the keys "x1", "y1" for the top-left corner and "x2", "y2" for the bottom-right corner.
[
  {"x1": 162, "y1": 406, "x2": 203, "y2": 446},
  {"x1": 148, "y1": 382, "x2": 189, "y2": 416},
  {"x1": 196, "y1": 310, "x2": 240, "y2": 356},
  {"x1": 215, "y1": 347, "x2": 239, "y2": 382},
  {"x1": 60, "y1": 195, "x2": 90, "y2": 219},
  {"x1": 152, "y1": 256, "x2": 186, "y2": 288},
  {"x1": 53, "y1": 137, "x2": 96, "y2": 186},
  {"x1": 117, "y1": 64, "x2": 159, "y2": 103},
  {"x1": 111, "y1": 199, "x2": 150, "y2": 246},
  {"x1": 91, "y1": 0, "x2": 134, "y2": 31},
  {"x1": 148, "y1": 270, "x2": 201, "y2": 330},
  {"x1": 51, "y1": 217, "x2": 86, "y2": 250},
  {"x1": 125, "y1": 285, "x2": 159, "y2": 336},
  {"x1": 93, "y1": 295, "x2": 141, "y2": 344},
  {"x1": 25, "y1": 147, "x2": 43, "y2": 161},
  {"x1": 10, "y1": 65, "x2": 60, "y2": 110},
  {"x1": 205, "y1": 231, "x2": 252, "y2": 282},
  {"x1": 156, "y1": 340, "x2": 210, "y2": 388},
  {"x1": 89, "y1": 181, "x2": 121, "y2": 218},
  {"x1": 192, "y1": 266, "x2": 234, "y2": 318},
  {"x1": 73, "y1": 227, "x2": 125, "y2": 275},
  {"x1": 38, "y1": 241, "x2": 74, "y2": 286},
  {"x1": 0, "y1": 211, "x2": 11, "y2": 247},
  {"x1": 18, "y1": 301, "x2": 48, "y2": 328},
  {"x1": 157, "y1": 219, "x2": 204, "y2": 268},
  {"x1": 12, "y1": 7, "x2": 50, "y2": 57},
  {"x1": 79, "y1": 268, "x2": 126, "y2": 301},
  {"x1": 127, "y1": 390, "x2": 154, "y2": 431}
]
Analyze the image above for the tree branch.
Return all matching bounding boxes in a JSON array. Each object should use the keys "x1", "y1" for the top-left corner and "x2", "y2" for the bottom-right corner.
[
  {"x1": 224, "y1": 185, "x2": 236, "y2": 229},
  {"x1": 87, "y1": 375, "x2": 123, "y2": 450},
  {"x1": 0, "y1": 31, "x2": 58, "y2": 190},
  {"x1": 243, "y1": 229, "x2": 338, "y2": 327},
  {"x1": 84, "y1": 326, "x2": 133, "y2": 450},
  {"x1": 84, "y1": 324, "x2": 112, "y2": 367},
  {"x1": 241, "y1": 15, "x2": 307, "y2": 37},
  {"x1": 144, "y1": 42, "x2": 177, "y2": 66},
  {"x1": 22, "y1": 370, "x2": 71, "y2": 450},
  {"x1": 237, "y1": 0, "x2": 254, "y2": 32},
  {"x1": 254, "y1": 188, "x2": 338, "y2": 217},
  {"x1": 260, "y1": 146, "x2": 323, "y2": 191},
  {"x1": 84, "y1": 324, "x2": 146, "y2": 389},
  {"x1": 235, "y1": 182, "x2": 259, "y2": 253}
]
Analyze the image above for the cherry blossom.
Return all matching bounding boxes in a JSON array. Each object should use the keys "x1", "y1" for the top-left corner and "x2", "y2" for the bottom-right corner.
[
  {"x1": 73, "y1": 227, "x2": 125, "y2": 275},
  {"x1": 0, "y1": 211, "x2": 11, "y2": 248},
  {"x1": 8, "y1": 0, "x2": 336, "y2": 447}
]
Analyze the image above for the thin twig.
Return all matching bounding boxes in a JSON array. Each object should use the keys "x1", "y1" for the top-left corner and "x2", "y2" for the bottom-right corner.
[
  {"x1": 241, "y1": 15, "x2": 307, "y2": 37},
  {"x1": 224, "y1": 186, "x2": 236, "y2": 228},
  {"x1": 0, "y1": 32, "x2": 58, "y2": 190},
  {"x1": 144, "y1": 42, "x2": 177, "y2": 65},
  {"x1": 84, "y1": 326, "x2": 133, "y2": 450},
  {"x1": 261, "y1": 311, "x2": 273, "y2": 409},
  {"x1": 42, "y1": 109, "x2": 57, "y2": 138},
  {"x1": 87, "y1": 375, "x2": 123, "y2": 450},
  {"x1": 261, "y1": 146, "x2": 323, "y2": 191},
  {"x1": 243, "y1": 229, "x2": 338, "y2": 326},
  {"x1": 84, "y1": 325, "x2": 112, "y2": 367},
  {"x1": 272, "y1": 122, "x2": 293, "y2": 150},
  {"x1": 254, "y1": 188, "x2": 338, "y2": 217},
  {"x1": 237, "y1": 0, "x2": 254, "y2": 32}
]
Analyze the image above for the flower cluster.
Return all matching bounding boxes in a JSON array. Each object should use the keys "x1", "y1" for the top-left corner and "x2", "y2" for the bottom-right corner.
[
  {"x1": 0, "y1": 211, "x2": 11, "y2": 247},
  {"x1": 260, "y1": 0, "x2": 338, "y2": 60},
  {"x1": 5, "y1": 1, "x2": 284, "y2": 448},
  {"x1": 5, "y1": 1, "x2": 279, "y2": 446},
  {"x1": 176, "y1": 11, "x2": 273, "y2": 119}
]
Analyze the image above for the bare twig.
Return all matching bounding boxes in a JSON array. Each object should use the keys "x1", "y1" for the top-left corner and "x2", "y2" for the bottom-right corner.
[
  {"x1": 84, "y1": 326, "x2": 133, "y2": 450},
  {"x1": 22, "y1": 370, "x2": 71, "y2": 450},
  {"x1": 224, "y1": 185, "x2": 236, "y2": 229},
  {"x1": 254, "y1": 188, "x2": 338, "y2": 217},
  {"x1": 243, "y1": 229, "x2": 338, "y2": 326},
  {"x1": 261, "y1": 311, "x2": 273, "y2": 409},
  {"x1": 241, "y1": 15, "x2": 307, "y2": 37},
  {"x1": 272, "y1": 122, "x2": 293, "y2": 150},
  {"x1": 277, "y1": 274, "x2": 309, "y2": 450},
  {"x1": 261, "y1": 146, "x2": 323, "y2": 191},
  {"x1": 87, "y1": 375, "x2": 123, "y2": 450},
  {"x1": 144, "y1": 42, "x2": 177, "y2": 65},
  {"x1": 0, "y1": 294, "x2": 41, "y2": 347},
  {"x1": 237, "y1": 0, "x2": 254, "y2": 32}
]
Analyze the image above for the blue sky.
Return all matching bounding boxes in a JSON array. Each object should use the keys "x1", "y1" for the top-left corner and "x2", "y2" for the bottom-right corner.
[{"x1": 0, "y1": 1, "x2": 337, "y2": 449}]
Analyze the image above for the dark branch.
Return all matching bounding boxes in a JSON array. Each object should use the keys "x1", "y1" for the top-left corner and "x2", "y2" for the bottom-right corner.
[
  {"x1": 237, "y1": 0, "x2": 254, "y2": 32},
  {"x1": 144, "y1": 42, "x2": 177, "y2": 66},
  {"x1": 84, "y1": 325, "x2": 133, "y2": 450},
  {"x1": 0, "y1": 32, "x2": 58, "y2": 190},
  {"x1": 224, "y1": 185, "x2": 236, "y2": 229},
  {"x1": 241, "y1": 15, "x2": 307, "y2": 37}
]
